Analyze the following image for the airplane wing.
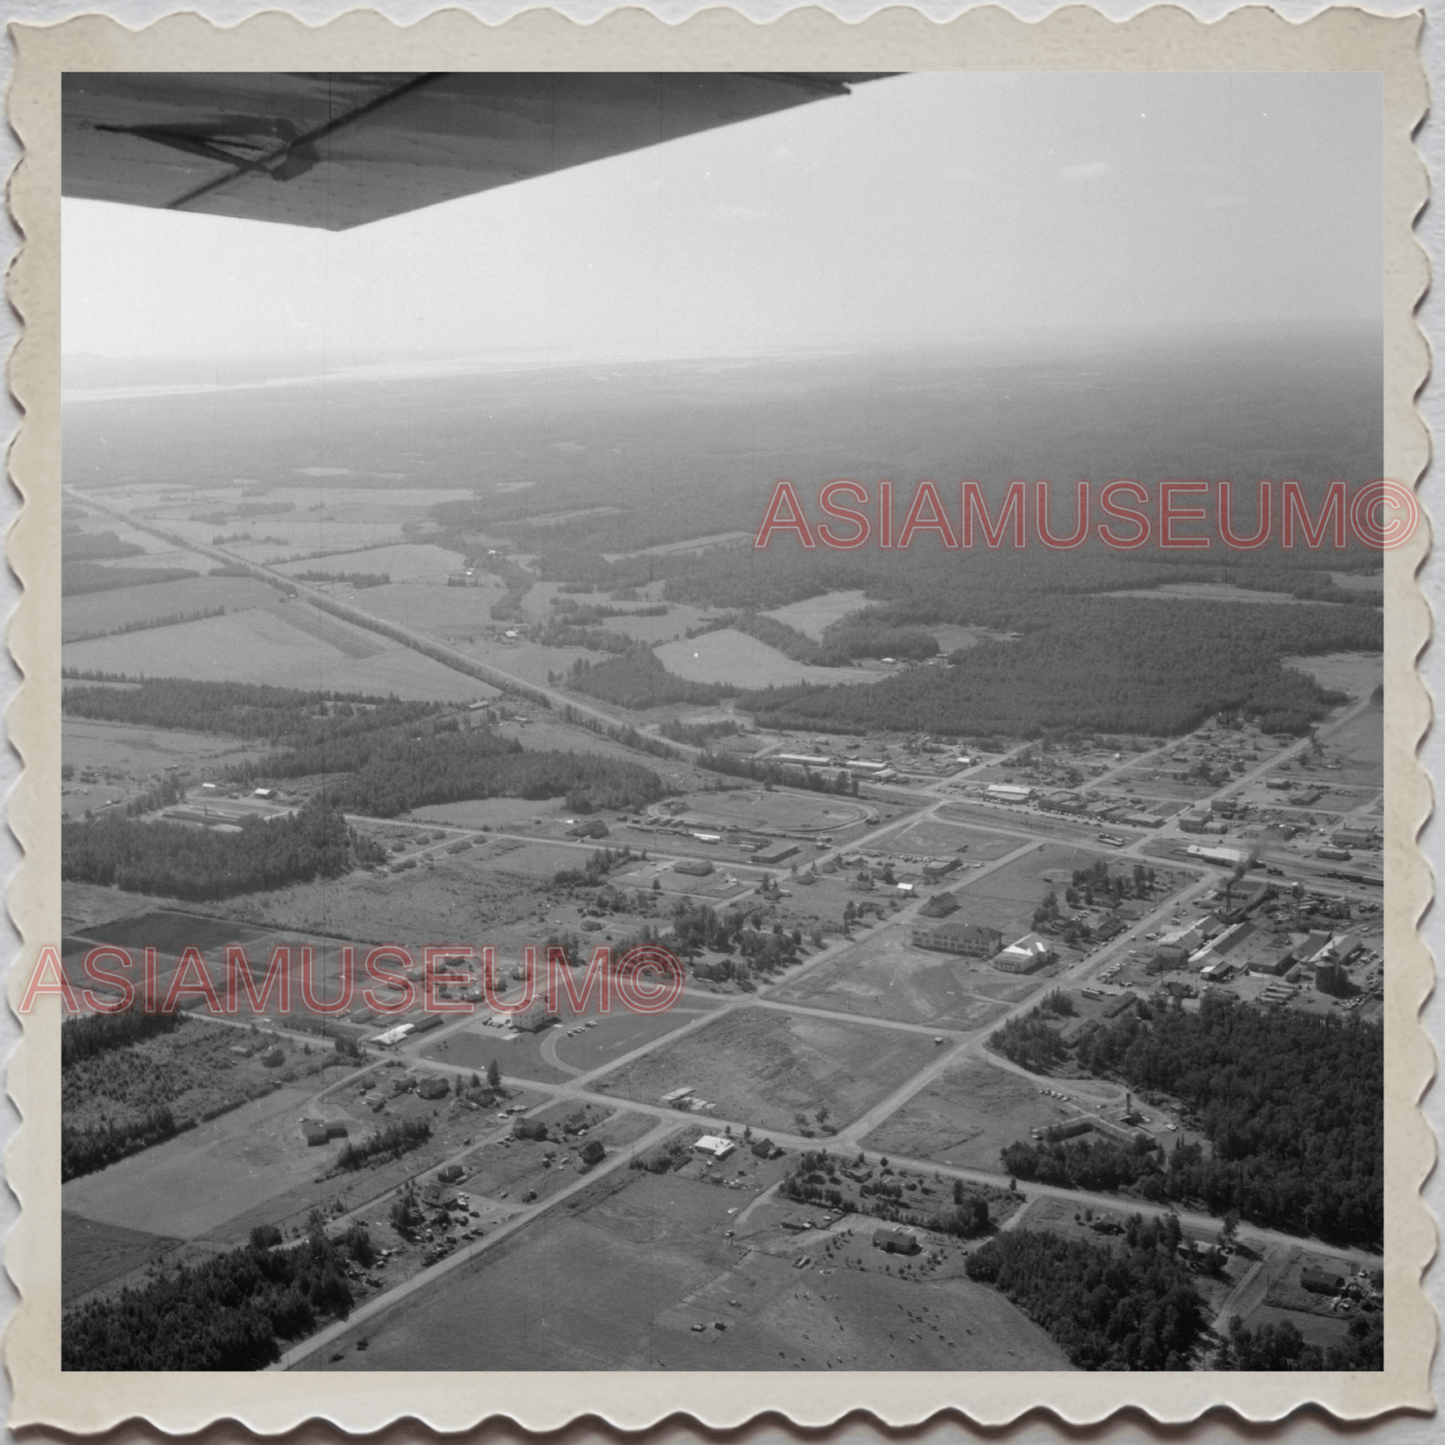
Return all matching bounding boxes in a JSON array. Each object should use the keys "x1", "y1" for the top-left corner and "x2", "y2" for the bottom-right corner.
[{"x1": 62, "y1": 72, "x2": 892, "y2": 231}]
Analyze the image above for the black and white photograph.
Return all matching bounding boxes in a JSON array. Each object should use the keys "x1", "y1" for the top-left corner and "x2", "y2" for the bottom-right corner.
[{"x1": 5, "y1": 9, "x2": 1432, "y2": 1428}]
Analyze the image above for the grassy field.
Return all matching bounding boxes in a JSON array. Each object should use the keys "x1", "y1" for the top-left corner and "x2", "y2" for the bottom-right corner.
[
  {"x1": 589, "y1": 1006, "x2": 938, "y2": 1132},
  {"x1": 861, "y1": 1058, "x2": 1110, "y2": 1171},
  {"x1": 419, "y1": 1023, "x2": 574, "y2": 1086},
  {"x1": 767, "y1": 931, "x2": 1014, "y2": 1032},
  {"x1": 62, "y1": 574, "x2": 277, "y2": 640},
  {"x1": 949, "y1": 842, "x2": 1133, "y2": 940},
  {"x1": 61, "y1": 605, "x2": 488, "y2": 701},
  {"x1": 655, "y1": 631, "x2": 880, "y2": 688},
  {"x1": 318, "y1": 1165, "x2": 1071, "y2": 1371},
  {"x1": 550, "y1": 1001, "x2": 726, "y2": 1075},
  {"x1": 61, "y1": 1084, "x2": 321, "y2": 1239},
  {"x1": 761, "y1": 589, "x2": 871, "y2": 640},
  {"x1": 1280, "y1": 650, "x2": 1383, "y2": 701}
]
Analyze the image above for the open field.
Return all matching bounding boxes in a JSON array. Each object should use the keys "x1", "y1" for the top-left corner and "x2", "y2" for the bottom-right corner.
[
  {"x1": 319, "y1": 1165, "x2": 1070, "y2": 1371},
  {"x1": 62, "y1": 574, "x2": 278, "y2": 640},
  {"x1": 419, "y1": 1023, "x2": 574, "y2": 1086},
  {"x1": 61, "y1": 720, "x2": 265, "y2": 818},
  {"x1": 665, "y1": 786, "x2": 872, "y2": 835},
  {"x1": 274, "y1": 541, "x2": 466, "y2": 582},
  {"x1": 862, "y1": 1058, "x2": 1124, "y2": 1171},
  {"x1": 590, "y1": 1006, "x2": 938, "y2": 1132},
  {"x1": 62, "y1": 1084, "x2": 321, "y2": 1239},
  {"x1": 550, "y1": 1001, "x2": 727, "y2": 1074},
  {"x1": 761, "y1": 589, "x2": 870, "y2": 640},
  {"x1": 1103, "y1": 583, "x2": 1344, "y2": 606},
  {"x1": 323, "y1": 580, "x2": 504, "y2": 640},
  {"x1": 655, "y1": 631, "x2": 881, "y2": 688},
  {"x1": 1280, "y1": 650, "x2": 1383, "y2": 699},
  {"x1": 887, "y1": 819, "x2": 1025, "y2": 862},
  {"x1": 769, "y1": 930, "x2": 1013, "y2": 1032},
  {"x1": 61, "y1": 605, "x2": 489, "y2": 701}
]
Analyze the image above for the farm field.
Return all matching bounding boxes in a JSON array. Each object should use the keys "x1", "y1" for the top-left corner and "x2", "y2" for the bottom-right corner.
[
  {"x1": 761, "y1": 589, "x2": 870, "y2": 640},
  {"x1": 767, "y1": 931, "x2": 1014, "y2": 1032},
  {"x1": 61, "y1": 605, "x2": 487, "y2": 701},
  {"x1": 274, "y1": 541, "x2": 467, "y2": 582},
  {"x1": 594, "y1": 603, "x2": 714, "y2": 645},
  {"x1": 655, "y1": 631, "x2": 881, "y2": 688},
  {"x1": 323, "y1": 579, "x2": 505, "y2": 640},
  {"x1": 62, "y1": 574, "x2": 278, "y2": 640},
  {"x1": 319, "y1": 1165, "x2": 1070, "y2": 1371},
  {"x1": 62, "y1": 1083, "x2": 321, "y2": 1240},
  {"x1": 862, "y1": 1058, "x2": 1124, "y2": 1172},
  {"x1": 589, "y1": 1006, "x2": 938, "y2": 1132}
]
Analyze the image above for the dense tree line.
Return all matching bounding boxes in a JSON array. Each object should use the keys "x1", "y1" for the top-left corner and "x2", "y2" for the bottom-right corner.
[
  {"x1": 659, "y1": 718, "x2": 740, "y2": 746},
  {"x1": 62, "y1": 1006, "x2": 184, "y2": 1069},
  {"x1": 61, "y1": 1227, "x2": 362, "y2": 1369},
  {"x1": 997, "y1": 995, "x2": 1382, "y2": 1244},
  {"x1": 334, "y1": 1118, "x2": 431, "y2": 1172},
  {"x1": 62, "y1": 530, "x2": 147, "y2": 561},
  {"x1": 63, "y1": 1105, "x2": 181, "y2": 1181},
  {"x1": 698, "y1": 749, "x2": 859, "y2": 794},
  {"x1": 748, "y1": 596, "x2": 1379, "y2": 738},
  {"x1": 1215, "y1": 1312, "x2": 1382, "y2": 1371},
  {"x1": 294, "y1": 570, "x2": 390, "y2": 587},
  {"x1": 62, "y1": 796, "x2": 361, "y2": 900},
  {"x1": 1075, "y1": 997, "x2": 1382, "y2": 1244},
  {"x1": 964, "y1": 1218, "x2": 1206, "y2": 1369},
  {"x1": 67, "y1": 607, "x2": 228, "y2": 644},
  {"x1": 62, "y1": 676, "x2": 441, "y2": 744},
  {"x1": 1000, "y1": 1135, "x2": 1155, "y2": 1195},
  {"x1": 238, "y1": 727, "x2": 664, "y2": 817},
  {"x1": 62, "y1": 561, "x2": 199, "y2": 596},
  {"x1": 989, "y1": 1010, "x2": 1067, "y2": 1072}
]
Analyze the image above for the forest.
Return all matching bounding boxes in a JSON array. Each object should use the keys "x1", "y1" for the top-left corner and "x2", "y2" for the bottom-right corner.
[
  {"x1": 963, "y1": 1216, "x2": 1206, "y2": 1370},
  {"x1": 61, "y1": 561, "x2": 199, "y2": 596},
  {"x1": 60, "y1": 1224, "x2": 362, "y2": 1369},
  {"x1": 238, "y1": 725, "x2": 665, "y2": 817},
  {"x1": 62, "y1": 1003, "x2": 183, "y2": 1069},
  {"x1": 748, "y1": 596, "x2": 1378, "y2": 737},
  {"x1": 568, "y1": 647, "x2": 736, "y2": 710},
  {"x1": 999, "y1": 995, "x2": 1383, "y2": 1245},
  {"x1": 1215, "y1": 1312, "x2": 1383, "y2": 1371},
  {"x1": 61, "y1": 796, "x2": 369, "y2": 901},
  {"x1": 62, "y1": 675, "x2": 442, "y2": 744}
]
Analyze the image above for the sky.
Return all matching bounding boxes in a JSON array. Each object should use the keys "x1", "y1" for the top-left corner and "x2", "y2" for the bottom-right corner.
[{"x1": 62, "y1": 70, "x2": 1383, "y2": 373}]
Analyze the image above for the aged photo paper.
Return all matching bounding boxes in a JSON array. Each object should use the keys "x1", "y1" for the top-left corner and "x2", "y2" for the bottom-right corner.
[{"x1": 3, "y1": 3, "x2": 1433, "y2": 1435}]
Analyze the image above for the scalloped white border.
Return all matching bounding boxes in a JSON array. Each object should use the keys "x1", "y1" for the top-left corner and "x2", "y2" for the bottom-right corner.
[{"x1": 3, "y1": 5, "x2": 1433, "y2": 1432}]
